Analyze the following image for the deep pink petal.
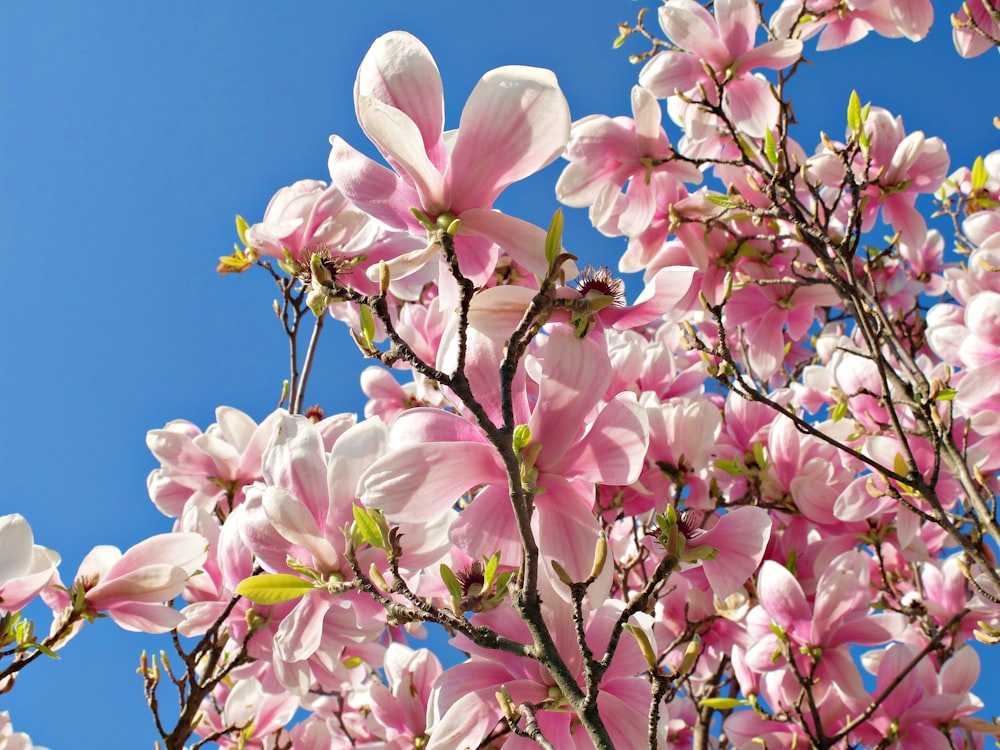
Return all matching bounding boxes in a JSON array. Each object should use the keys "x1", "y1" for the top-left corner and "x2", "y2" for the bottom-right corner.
[{"x1": 528, "y1": 325, "x2": 612, "y2": 464}]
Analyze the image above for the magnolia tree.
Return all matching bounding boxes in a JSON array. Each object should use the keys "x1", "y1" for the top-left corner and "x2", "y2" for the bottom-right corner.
[{"x1": 5, "y1": 1, "x2": 1000, "y2": 748}]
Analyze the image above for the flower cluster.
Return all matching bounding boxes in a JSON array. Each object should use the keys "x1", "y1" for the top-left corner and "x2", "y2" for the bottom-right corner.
[{"x1": 6, "y1": 4, "x2": 1000, "y2": 749}]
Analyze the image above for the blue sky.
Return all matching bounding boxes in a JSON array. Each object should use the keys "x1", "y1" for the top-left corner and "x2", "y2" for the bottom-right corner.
[{"x1": 1, "y1": 2, "x2": 997, "y2": 747}]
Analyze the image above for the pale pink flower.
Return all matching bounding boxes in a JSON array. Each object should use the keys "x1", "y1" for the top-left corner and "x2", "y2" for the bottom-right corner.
[
  {"x1": 361, "y1": 644, "x2": 441, "y2": 746},
  {"x1": 0, "y1": 514, "x2": 59, "y2": 615},
  {"x1": 329, "y1": 31, "x2": 571, "y2": 284},
  {"x1": 770, "y1": 0, "x2": 933, "y2": 50},
  {"x1": 0, "y1": 711, "x2": 49, "y2": 750},
  {"x1": 245, "y1": 179, "x2": 429, "y2": 300},
  {"x1": 429, "y1": 598, "x2": 652, "y2": 749},
  {"x1": 49, "y1": 533, "x2": 208, "y2": 634},
  {"x1": 556, "y1": 85, "x2": 702, "y2": 236},
  {"x1": 194, "y1": 668, "x2": 299, "y2": 749},
  {"x1": 745, "y1": 551, "x2": 905, "y2": 704},
  {"x1": 639, "y1": 0, "x2": 802, "y2": 138},
  {"x1": 860, "y1": 644, "x2": 1000, "y2": 748},
  {"x1": 362, "y1": 324, "x2": 648, "y2": 595},
  {"x1": 953, "y1": 0, "x2": 1000, "y2": 57}
]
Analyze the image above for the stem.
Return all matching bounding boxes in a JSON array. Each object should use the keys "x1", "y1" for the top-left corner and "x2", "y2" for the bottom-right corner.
[{"x1": 292, "y1": 311, "x2": 325, "y2": 414}]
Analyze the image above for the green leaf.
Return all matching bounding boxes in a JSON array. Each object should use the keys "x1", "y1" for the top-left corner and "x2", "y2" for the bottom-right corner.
[
  {"x1": 936, "y1": 387, "x2": 957, "y2": 401},
  {"x1": 235, "y1": 573, "x2": 315, "y2": 605},
  {"x1": 235, "y1": 214, "x2": 250, "y2": 246},
  {"x1": 971, "y1": 156, "x2": 988, "y2": 191},
  {"x1": 544, "y1": 209, "x2": 564, "y2": 268},
  {"x1": 764, "y1": 128, "x2": 778, "y2": 165},
  {"x1": 439, "y1": 564, "x2": 464, "y2": 603},
  {"x1": 513, "y1": 424, "x2": 532, "y2": 454},
  {"x1": 699, "y1": 697, "x2": 750, "y2": 710},
  {"x1": 847, "y1": 90, "x2": 861, "y2": 132},
  {"x1": 612, "y1": 33, "x2": 627, "y2": 49},
  {"x1": 359, "y1": 304, "x2": 376, "y2": 348},
  {"x1": 705, "y1": 194, "x2": 737, "y2": 208},
  {"x1": 483, "y1": 552, "x2": 500, "y2": 592},
  {"x1": 831, "y1": 400, "x2": 848, "y2": 422},
  {"x1": 352, "y1": 505, "x2": 385, "y2": 550}
]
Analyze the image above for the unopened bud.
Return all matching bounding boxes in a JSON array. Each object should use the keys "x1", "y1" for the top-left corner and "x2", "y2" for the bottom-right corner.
[
  {"x1": 588, "y1": 532, "x2": 608, "y2": 582},
  {"x1": 624, "y1": 623, "x2": 658, "y2": 669},
  {"x1": 678, "y1": 636, "x2": 701, "y2": 675},
  {"x1": 378, "y1": 261, "x2": 391, "y2": 295},
  {"x1": 369, "y1": 564, "x2": 390, "y2": 593},
  {"x1": 550, "y1": 560, "x2": 575, "y2": 587}
]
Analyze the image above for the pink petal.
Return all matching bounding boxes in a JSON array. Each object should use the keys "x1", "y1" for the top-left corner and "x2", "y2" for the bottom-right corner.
[
  {"x1": 356, "y1": 95, "x2": 448, "y2": 214},
  {"x1": 328, "y1": 135, "x2": 420, "y2": 231},
  {"x1": 716, "y1": 0, "x2": 758, "y2": 58},
  {"x1": 355, "y1": 31, "x2": 446, "y2": 169},
  {"x1": 448, "y1": 66, "x2": 570, "y2": 212},
  {"x1": 528, "y1": 325, "x2": 612, "y2": 464},
  {"x1": 360, "y1": 442, "x2": 505, "y2": 523},
  {"x1": 757, "y1": 559, "x2": 810, "y2": 630},
  {"x1": 697, "y1": 506, "x2": 772, "y2": 598},
  {"x1": 555, "y1": 393, "x2": 648, "y2": 485},
  {"x1": 458, "y1": 208, "x2": 553, "y2": 279},
  {"x1": 659, "y1": 1, "x2": 728, "y2": 62},
  {"x1": 638, "y1": 51, "x2": 706, "y2": 98},
  {"x1": 724, "y1": 75, "x2": 778, "y2": 139}
]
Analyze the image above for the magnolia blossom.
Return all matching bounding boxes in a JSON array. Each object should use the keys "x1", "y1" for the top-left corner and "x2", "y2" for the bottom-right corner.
[
  {"x1": 0, "y1": 712, "x2": 48, "y2": 750},
  {"x1": 0, "y1": 514, "x2": 59, "y2": 615},
  {"x1": 770, "y1": 0, "x2": 933, "y2": 49},
  {"x1": 329, "y1": 31, "x2": 571, "y2": 284},
  {"x1": 46, "y1": 533, "x2": 208, "y2": 634},
  {"x1": 639, "y1": 0, "x2": 802, "y2": 138}
]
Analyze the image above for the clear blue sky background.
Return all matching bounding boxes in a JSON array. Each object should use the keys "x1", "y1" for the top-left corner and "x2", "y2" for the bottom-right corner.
[{"x1": 1, "y1": 2, "x2": 997, "y2": 747}]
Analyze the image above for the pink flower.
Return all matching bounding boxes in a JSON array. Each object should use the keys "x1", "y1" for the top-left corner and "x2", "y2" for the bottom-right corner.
[
  {"x1": 770, "y1": 0, "x2": 933, "y2": 50},
  {"x1": 329, "y1": 31, "x2": 571, "y2": 284},
  {"x1": 52, "y1": 533, "x2": 208, "y2": 634},
  {"x1": 0, "y1": 514, "x2": 59, "y2": 615},
  {"x1": 556, "y1": 85, "x2": 702, "y2": 236},
  {"x1": 639, "y1": 0, "x2": 802, "y2": 138},
  {"x1": 954, "y1": 0, "x2": 1000, "y2": 58},
  {"x1": 745, "y1": 551, "x2": 905, "y2": 704},
  {"x1": 361, "y1": 324, "x2": 648, "y2": 594}
]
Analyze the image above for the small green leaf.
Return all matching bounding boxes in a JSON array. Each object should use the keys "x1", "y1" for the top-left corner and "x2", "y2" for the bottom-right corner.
[
  {"x1": 440, "y1": 564, "x2": 464, "y2": 603},
  {"x1": 359, "y1": 304, "x2": 376, "y2": 348},
  {"x1": 713, "y1": 458, "x2": 742, "y2": 477},
  {"x1": 936, "y1": 387, "x2": 957, "y2": 401},
  {"x1": 544, "y1": 209, "x2": 564, "y2": 268},
  {"x1": 513, "y1": 424, "x2": 532, "y2": 454},
  {"x1": 847, "y1": 90, "x2": 861, "y2": 132},
  {"x1": 352, "y1": 505, "x2": 385, "y2": 550},
  {"x1": 763, "y1": 128, "x2": 778, "y2": 165},
  {"x1": 235, "y1": 573, "x2": 315, "y2": 605},
  {"x1": 483, "y1": 552, "x2": 500, "y2": 592},
  {"x1": 971, "y1": 156, "x2": 988, "y2": 192},
  {"x1": 831, "y1": 400, "x2": 848, "y2": 422},
  {"x1": 699, "y1": 697, "x2": 750, "y2": 710},
  {"x1": 235, "y1": 214, "x2": 250, "y2": 246},
  {"x1": 705, "y1": 194, "x2": 737, "y2": 208},
  {"x1": 612, "y1": 33, "x2": 627, "y2": 49}
]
